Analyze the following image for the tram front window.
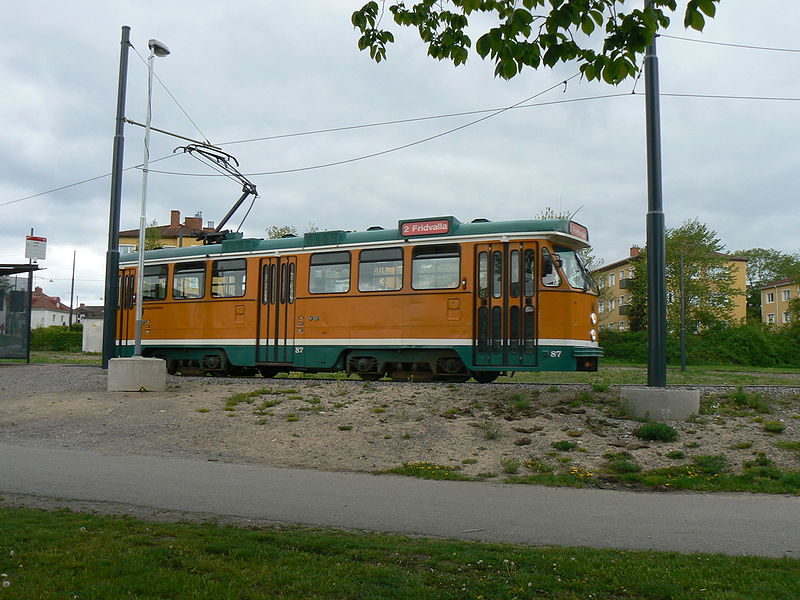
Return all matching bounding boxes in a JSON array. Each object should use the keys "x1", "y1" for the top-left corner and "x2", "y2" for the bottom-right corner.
[{"x1": 553, "y1": 245, "x2": 595, "y2": 291}]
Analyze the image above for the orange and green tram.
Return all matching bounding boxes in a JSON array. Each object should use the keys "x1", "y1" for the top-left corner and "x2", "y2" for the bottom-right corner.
[{"x1": 116, "y1": 216, "x2": 602, "y2": 383}]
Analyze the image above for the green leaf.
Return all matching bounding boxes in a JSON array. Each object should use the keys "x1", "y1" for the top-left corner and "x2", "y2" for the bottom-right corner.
[
  {"x1": 581, "y1": 16, "x2": 595, "y2": 35},
  {"x1": 475, "y1": 33, "x2": 491, "y2": 58}
]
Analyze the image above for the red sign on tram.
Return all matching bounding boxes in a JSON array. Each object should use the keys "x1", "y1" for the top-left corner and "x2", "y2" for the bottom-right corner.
[{"x1": 400, "y1": 218, "x2": 451, "y2": 237}]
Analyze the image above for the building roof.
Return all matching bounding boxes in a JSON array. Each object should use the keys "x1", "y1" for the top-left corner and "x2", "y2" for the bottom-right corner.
[
  {"x1": 119, "y1": 209, "x2": 215, "y2": 241},
  {"x1": 31, "y1": 286, "x2": 71, "y2": 312},
  {"x1": 759, "y1": 278, "x2": 797, "y2": 290}
]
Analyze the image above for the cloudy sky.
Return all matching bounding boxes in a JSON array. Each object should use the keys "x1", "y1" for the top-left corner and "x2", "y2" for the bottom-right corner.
[{"x1": 2, "y1": 0, "x2": 798, "y2": 305}]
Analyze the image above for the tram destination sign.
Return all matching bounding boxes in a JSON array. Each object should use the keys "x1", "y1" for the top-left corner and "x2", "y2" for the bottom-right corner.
[{"x1": 399, "y1": 217, "x2": 452, "y2": 237}]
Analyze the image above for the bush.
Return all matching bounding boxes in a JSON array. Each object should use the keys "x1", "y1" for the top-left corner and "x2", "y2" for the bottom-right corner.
[
  {"x1": 30, "y1": 325, "x2": 82, "y2": 352},
  {"x1": 599, "y1": 323, "x2": 800, "y2": 368},
  {"x1": 633, "y1": 422, "x2": 678, "y2": 442}
]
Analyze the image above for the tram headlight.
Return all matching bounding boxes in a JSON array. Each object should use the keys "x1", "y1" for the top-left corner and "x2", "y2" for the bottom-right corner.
[
  {"x1": 590, "y1": 312, "x2": 597, "y2": 325},
  {"x1": 590, "y1": 329, "x2": 597, "y2": 342}
]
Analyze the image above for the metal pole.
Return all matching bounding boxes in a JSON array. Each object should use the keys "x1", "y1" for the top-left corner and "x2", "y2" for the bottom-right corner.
[
  {"x1": 644, "y1": 0, "x2": 667, "y2": 387},
  {"x1": 68, "y1": 250, "x2": 76, "y2": 327},
  {"x1": 134, "y1": 39, "x2": 169, "y2": 357},
  {"x1": 102, "y1": 26, "x2": 131, "y2": 368},
  {"x1": 133, "y1": 46, "x2": 157, "y2": 357},
  {"x1": 680, "y1": 254, "x2": 686, "y2": 371},
  {"x1": 26, "y1": 228, "x2": 34, "y2": 365}
]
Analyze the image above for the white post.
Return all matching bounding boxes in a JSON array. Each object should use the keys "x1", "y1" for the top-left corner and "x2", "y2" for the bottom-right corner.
[{"x1": 134, "y1": 39, "x2": 169, "y2": 357}]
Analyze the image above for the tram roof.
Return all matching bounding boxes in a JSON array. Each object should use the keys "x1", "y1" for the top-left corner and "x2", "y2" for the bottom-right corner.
[{"x1": 121, "y1": 216, "x2": 589, "y2": 263}]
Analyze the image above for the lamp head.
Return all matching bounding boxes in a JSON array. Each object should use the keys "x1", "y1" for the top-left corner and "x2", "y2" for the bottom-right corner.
[{"x1": 148, "y1": 39, "x2": 170, "y2": 57}]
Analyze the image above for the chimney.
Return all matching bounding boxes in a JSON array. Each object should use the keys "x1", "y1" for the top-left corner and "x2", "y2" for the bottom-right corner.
[
  {"x1": 184, "y1": 216, "x2": 202, "y2": 230},
  {"x1": 630, "y1": 246, "x2": 641, "y2": 257},
  {"x1": 170, "y1": 210, "x2": 181, "y2": 227}
]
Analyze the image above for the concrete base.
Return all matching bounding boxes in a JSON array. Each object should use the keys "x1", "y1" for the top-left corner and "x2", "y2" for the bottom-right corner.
[
  {"x1": 620, "y1": 387, "x2": 700, "y2": 422},
  {"x1": 108, "y1": 357, "x2": 167, "y2": 392}
]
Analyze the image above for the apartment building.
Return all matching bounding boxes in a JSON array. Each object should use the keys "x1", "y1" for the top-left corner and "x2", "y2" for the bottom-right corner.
[
  {"x1": 593, "y1": 247, "x2": 640, "y2": 332},
  {"x1": 760, "y1": 279, "x2": 799, "y2": 325},
  {"x1": 592, "y1": 247, "x2": 747, "y2": 332}
]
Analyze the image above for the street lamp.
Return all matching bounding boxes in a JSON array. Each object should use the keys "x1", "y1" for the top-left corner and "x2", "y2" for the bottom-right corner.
[{"x1": 134, "y1": 38, "x2": 170, "y2": 357}]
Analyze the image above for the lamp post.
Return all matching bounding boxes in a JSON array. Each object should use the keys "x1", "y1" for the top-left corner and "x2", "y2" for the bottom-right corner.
[{"x1": 133, "y1": 38, "x2": 170, "y2": 357}]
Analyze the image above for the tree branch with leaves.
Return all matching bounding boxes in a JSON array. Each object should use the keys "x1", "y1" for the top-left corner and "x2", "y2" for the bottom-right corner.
[{"x1": 352, "y1": 0, "x2": 720, "y2": 82}]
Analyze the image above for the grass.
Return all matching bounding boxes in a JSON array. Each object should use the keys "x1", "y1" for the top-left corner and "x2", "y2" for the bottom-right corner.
[
  {"x1": 498, "y1": 361, "x2": 800, "y2": 386},
  {"x1": 1, "y1": 507, "x2": 798, "y2": 600}
]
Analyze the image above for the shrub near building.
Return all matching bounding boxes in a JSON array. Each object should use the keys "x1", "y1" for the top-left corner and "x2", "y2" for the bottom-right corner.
[{"x1": 30, "y1": 325, "x2": 82, "y2": 352}]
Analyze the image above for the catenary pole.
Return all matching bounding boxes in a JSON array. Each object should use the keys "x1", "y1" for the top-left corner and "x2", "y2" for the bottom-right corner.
[
  {"x1": 644, "y1": 1, "x2": 667, "y2": 387},
  {"x1": 102, "y1": 26, "x2": 131, "y2": 368}
]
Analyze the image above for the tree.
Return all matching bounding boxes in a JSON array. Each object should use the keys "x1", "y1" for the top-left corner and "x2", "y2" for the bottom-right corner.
[
  {"x1": 266, "y1": 222, "x2": 319, "y2": 239},
  {"x1": 352, "y1": 0, "x2": 720, "y2": 82},
  {"x1": 732, "y1": 248, "x2": 800, "y2": 320},
  {"x1": 627, "y1": 219, "x2": 742, "y2": 332},
  {"x1": 534, "y1": 205, "x2": 602, "y2": 271},
  {"x1": 144, "y1": 219, "x2": 163, "y2": 251},
  {"x1": 266, "y1": 225, "x2": 299, "y2": 239}
]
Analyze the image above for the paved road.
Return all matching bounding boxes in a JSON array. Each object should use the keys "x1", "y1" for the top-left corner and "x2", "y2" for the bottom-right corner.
[{"x1": 1, "y1": 443, "x2": 798, "y2": 557}]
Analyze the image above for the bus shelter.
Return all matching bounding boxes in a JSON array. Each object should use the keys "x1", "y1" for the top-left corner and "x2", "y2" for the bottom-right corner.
[{"x1": 0, "y1": 264, "x2": 41, "y2": 361}]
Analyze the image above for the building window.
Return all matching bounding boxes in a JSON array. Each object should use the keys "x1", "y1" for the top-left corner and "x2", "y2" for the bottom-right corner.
[
  {"x1": 667, "y1": 291, "x2": 675, "y2": 304},
  {"x1": 598, "y1": 300, "x2": 605, "y2": 313},
  {"x1": 173, "y1": 262, "x2": 206, "y2": 299},
  {"x1": 619, "y1": 295, "x2": 625, "y2": 306},
  {"x1": 608, "y1": 273, "x2": 615, "y2": 287},
  {"x1": 142, "y1": 265, "x2": 168, "y2": 301},
  {"x1": 782, "y1": 289, "x2": 791, "y2": 301},
  {"x1": 359, "y1": 248, "x2": 403, "y2": 292},
  {"x1": 628, "y1": 266, "x2": 634, "y2": 278},
  {"x1": 609, "y1": 298, "x2": 616, "y2": 310},
  {"x1": 211, "y1": 259, "x2": 247, "y2": 298},
  {"x1": 119, "y1": 244, "x2": 136, "y2": 255},
  {"x1": 766, "y1": 292, "x2": 775, "y2": 303},
  {"x1": 309, "y1": 252, "x2": 351, "y2": 294},
  {"x1": 783, "y1": 311, "x2": 792, "y2": 324},
  {"x1": 767, "y1": 313, "x2": 775, "y2": 324},
  {"x1": 619, "y1": 270, "x2": 624, "y2": 282},
  {"x1": 412, "y1": 245, "x2": 460, "y2": 290}
]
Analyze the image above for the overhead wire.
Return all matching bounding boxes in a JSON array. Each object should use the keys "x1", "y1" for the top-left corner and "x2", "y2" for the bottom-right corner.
[
  {"x1": 659, "y1": 34, "x2": 800, "y2": 54},
  {"x1": 148, "y1": 75, "x2": 605, "y2": 178},
  {"x1": 5, "y1": 26, "x2": 800, "y2": 207},
  {"x1": 130, "y1": 44, "x2": 213, "y2": 145}
]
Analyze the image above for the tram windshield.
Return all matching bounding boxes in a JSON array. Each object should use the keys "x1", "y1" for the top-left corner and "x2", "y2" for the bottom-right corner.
[{"x1": 553, "y1": 245, "x2": 597, "y2": 292}]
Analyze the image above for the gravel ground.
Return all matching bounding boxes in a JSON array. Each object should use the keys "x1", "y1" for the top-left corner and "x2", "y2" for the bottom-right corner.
[{"x1": 1, "y1": 364, "x2": 799, "y2": 482}]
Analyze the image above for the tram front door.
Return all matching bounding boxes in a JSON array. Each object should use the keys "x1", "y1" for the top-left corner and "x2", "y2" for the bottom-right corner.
[{"x1": 473, "y1": 243, "x2": 538, "y2": 368}]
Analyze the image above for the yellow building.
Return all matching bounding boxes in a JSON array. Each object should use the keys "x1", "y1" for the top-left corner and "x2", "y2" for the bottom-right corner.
[
  {"x1": 760, "y1": 279, "x2": 799, "y2": 325},
  {"x1": 592, "y1": 247, "x2": 747, "y2": 332},
  {"x1": 119, "y1": 210, "x2": 215, "y2": 254}
]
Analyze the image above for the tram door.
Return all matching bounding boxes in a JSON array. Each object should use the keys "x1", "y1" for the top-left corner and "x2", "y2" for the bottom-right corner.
[
  {"x1": 473, "y1": 243, "x2": 538, "y2": 368},
  {"x1": 116, "y1": 268, "x2": 136, "y2": 355},
  {"x1": 257, "y1": 256, "x2": 297, "y2": 364}
]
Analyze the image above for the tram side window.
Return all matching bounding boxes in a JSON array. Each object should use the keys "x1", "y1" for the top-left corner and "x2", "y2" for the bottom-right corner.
[
  {"x1": 412, "y1": 244, "x2": 460, "y2": 290},
  {"x1": 541, "y1": 248, "x2": 561, "y2": 287},
  {"x1": 173, "y1": 262, "x2": 206, "y2": 299},
  {"x1": 359, "y1": 248, "x2": 403, "y2": 292},
  {"x1": 212, "y1": 259, "x2": 247, "y2": 298},
  {"x1": 309, "y1": 252, "x2": 351, "y2": 294},
  {"x1": 142, "y1": 265, "x2": 168, "y2": 301}
]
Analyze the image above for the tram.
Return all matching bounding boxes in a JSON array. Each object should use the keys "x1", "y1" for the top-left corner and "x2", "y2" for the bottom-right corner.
[{"x1": 116, "y1": 215, "x2": 602, "y2": 382}]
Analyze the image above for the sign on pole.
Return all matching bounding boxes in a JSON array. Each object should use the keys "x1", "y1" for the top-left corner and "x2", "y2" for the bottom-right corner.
[{"x1": 25, "y1": 235, "x2": 47, "y2": 261}]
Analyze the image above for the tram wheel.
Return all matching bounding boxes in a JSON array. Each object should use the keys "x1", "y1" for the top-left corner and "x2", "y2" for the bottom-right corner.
[
  {"x1": 358, "y1": 372, "x2": 384, "y2": 381},
  {"x1": 470, "y1": 371, "x2": 500, "y2": 384},
  {"x1": 258, "y1": 366, "x2": 279, "y2": 379}
]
